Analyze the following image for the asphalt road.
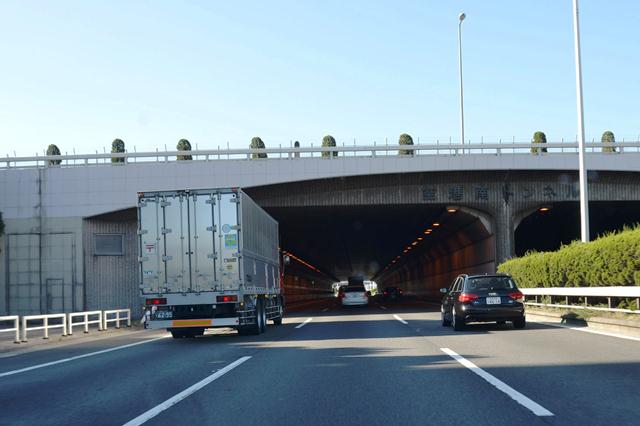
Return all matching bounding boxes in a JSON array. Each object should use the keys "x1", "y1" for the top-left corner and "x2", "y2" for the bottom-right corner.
[{"x1": 1, "y1": 298, "x2": 639, "y2": 426}]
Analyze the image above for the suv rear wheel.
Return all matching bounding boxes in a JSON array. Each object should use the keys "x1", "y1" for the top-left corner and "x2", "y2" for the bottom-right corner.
[
  {"x1": 452, "y1": 307, "x2": 465, "y2": 331},
  {"x1": 513, "y1": 317, "x2": 526, "y2": 329}
]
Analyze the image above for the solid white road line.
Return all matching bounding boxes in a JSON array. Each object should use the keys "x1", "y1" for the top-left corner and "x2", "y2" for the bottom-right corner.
[
  {"x1": 0, "y1": 335, "x2": 170, "y2": 379},
  {"x1": 440, "y1": 348, "x2": 553, "y2": 417},
  {"x1": 123, "y1": 356, "x2": 251, "y2": 426},
  {"x1": 531, "y1": 319, "x2": 640, "y2": 342},
  {"x1": 393, "y1": 314, "x2": 408, "y2": 324},
  {"x1": 295, "y1": 318, "x2": 313, "y2": 329}
]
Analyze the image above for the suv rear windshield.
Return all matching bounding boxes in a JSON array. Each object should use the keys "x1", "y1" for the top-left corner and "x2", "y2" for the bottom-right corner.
[
  {"x1": 345, "y1": 285, "x2": 366, "y2": 292},
  {"x1": 465, "y1": 276, "x2": 516, "y2": 291}
]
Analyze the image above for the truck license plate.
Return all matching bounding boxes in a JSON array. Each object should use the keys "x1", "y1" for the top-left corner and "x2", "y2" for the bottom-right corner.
[
  {"x1": 486, "y1": 297, "x2": 501, "y2": 305},
  {"x1": 155, "y1": 310, "x2": 173, "y2": 319}
]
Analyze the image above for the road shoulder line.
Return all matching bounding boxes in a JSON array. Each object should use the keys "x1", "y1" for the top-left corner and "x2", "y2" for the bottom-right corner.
[{"x1": 0, "y1": 335, "x2": 169, "y2": 378}]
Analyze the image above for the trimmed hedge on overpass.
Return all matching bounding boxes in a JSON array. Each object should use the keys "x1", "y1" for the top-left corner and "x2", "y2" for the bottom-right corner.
[{"x1": 498, "y1": 225, "x2": 640, "y2": 288}]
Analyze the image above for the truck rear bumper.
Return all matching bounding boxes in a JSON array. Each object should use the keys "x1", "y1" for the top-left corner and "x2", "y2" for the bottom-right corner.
[{"x1": 146, "y1": 317, "x2": 240, "y2": 329}]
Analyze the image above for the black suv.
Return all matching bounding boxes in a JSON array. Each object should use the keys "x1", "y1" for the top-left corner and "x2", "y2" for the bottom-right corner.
[{"x1": 440, "y1": 274, "x2": 525, "y2": 331}]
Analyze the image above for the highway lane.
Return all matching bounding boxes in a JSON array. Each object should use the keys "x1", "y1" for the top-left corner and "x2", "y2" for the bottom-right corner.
[{"x1": 1, "y1": 298, "x2": 639, "y2": 425}]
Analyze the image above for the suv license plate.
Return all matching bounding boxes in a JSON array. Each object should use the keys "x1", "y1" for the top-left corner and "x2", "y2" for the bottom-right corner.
[{"x1": 486, "y1": 297, "x2": 501, "y2": 305}]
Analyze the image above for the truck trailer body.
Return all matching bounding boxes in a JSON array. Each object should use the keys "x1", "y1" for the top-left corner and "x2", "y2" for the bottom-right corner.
[{"x1": 138, "y1": 188, "x2": 283, "y2": 338}]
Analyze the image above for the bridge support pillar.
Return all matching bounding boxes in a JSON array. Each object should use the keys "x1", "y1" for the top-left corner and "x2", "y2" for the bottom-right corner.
[{"x1": 494, "y1": 202, "x2": 515, "y2": 266}]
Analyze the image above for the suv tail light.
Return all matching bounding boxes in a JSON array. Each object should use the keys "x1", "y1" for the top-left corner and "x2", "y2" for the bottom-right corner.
[
  {"x1": 458, "y1": 293, "x2": 478, "y2": 303},
  {"x1": 217, "y1": 295, "x2": 238, "y2": 303},
  {"x1": 508, "y1": 292, "x2": 524, "y2": 302},
  {"x1": 145, "y1": 298, "x2": 167, "y2": 306}
]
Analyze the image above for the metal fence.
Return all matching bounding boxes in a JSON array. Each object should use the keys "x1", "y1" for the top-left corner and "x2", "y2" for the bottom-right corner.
[
  {"x1": 2, "y1": 141, "x2": 640, "y2": 169},
  {"x1": 521, "y1": 287, "x2": 640, "y2": 314},
  {"x1": 0, "y1": 316, "x2": 20, "y2": 344},
  {"x1": 0, "y1": 309, "x2": 132, "y2": 343}
]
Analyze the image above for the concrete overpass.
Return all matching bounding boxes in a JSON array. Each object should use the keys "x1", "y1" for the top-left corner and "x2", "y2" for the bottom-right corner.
[{"x1": 1, "y1": 141, "x2": 640, "y2": 315}]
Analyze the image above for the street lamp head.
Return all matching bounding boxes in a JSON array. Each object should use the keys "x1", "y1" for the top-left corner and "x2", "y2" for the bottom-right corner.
[{"x1": 459, "y1": 12, "x2": 466, "y2": 22}]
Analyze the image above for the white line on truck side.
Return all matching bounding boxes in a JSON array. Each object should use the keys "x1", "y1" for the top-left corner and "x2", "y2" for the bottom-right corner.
[
  {"x1": 440, "y1": 348, "x2": 553, "y2": 417},
  {"x1": 0, "y1": 335, "x2": 170, "y2": 379},
  {"x1": 295, "y1": 318, "x2": 313, "y2": 329},
  {"x1": 123, "y1": 356, "x2": 252, "y2": 426}
]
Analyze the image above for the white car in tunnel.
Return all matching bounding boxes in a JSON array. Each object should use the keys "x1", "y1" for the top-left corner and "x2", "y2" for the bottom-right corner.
[{"x1": 340, "y1": 282, "x2": 370, "y2": 306}]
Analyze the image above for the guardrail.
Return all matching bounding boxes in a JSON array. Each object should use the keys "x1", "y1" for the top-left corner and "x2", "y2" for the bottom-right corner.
[
  {"x1": 22, "y1": 314, "x2": 68, "y2": 342},
  {"x1": 521, "y1": 287, "x2": 640, "y2": 314},
  {"x1": 0, "y1": 308, "x2": 132, "y2": 343},
  {"x1": 0, "y1": 316, "x2": 20, "y2": 344},
  {"x1": 103, "y1": 309, "x2": 131, "y2": 330},
  {"x1": 68, "y1": 310, "x2": 103, "y2": 335},
  {"x1": 2, "y1": 141, "x2": 639, "y2": 169}
]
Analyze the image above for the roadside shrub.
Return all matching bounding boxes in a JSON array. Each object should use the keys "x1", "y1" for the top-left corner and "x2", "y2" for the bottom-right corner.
[
  {"x1": 398, "y1": 133, "x2": 414, "y2": 156},
  {"x1": 498, "y1": 225, "x2": 640, "y2": 288},
  {"x1": 0, "y1": 211, "x2": 5, "y2": 236},
  {"x1": 250, "y1": 137, "x2": 267, "y2": 159},
  {"x1": 46, "y1": 144, "x2": 62, "y2": 165},
  {"x1": 531, "y1": 131, "x2": 548, "y2": 155},
  {"x1": 111, "y1": 138, "x2": 125, "y2": 163},
  {"x1": 601, "y1": 130, "x2": 616, "y2": 153},
  {"x1": 321, "y1": 135, "x2": 337, "y2": 158},
  {"x1": 177, "y1": 139, "x2": 192, "y2": 160}
]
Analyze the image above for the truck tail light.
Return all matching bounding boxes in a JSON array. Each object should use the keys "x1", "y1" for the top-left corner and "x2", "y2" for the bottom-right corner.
[
  {"x1": 458, "y1": 293, "x2": 478, "y2": 303},
  {"x1": 509, "y1": 292, "x2": 524, "y2": 302},
  {"x1": 145, "y1": 298, "x2": 167, "y2": 305},
  {"x1": 217, "y1": 295, "x2": 238, "y2": 303}
]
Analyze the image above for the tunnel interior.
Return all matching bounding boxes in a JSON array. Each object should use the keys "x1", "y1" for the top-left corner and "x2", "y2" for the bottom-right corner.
[
  {"x1": 265, "y1": 205, "x2": 494, "y2": 297},
  {"x1": 515, "y1": 201, "x2": 640, "y2": 256}
]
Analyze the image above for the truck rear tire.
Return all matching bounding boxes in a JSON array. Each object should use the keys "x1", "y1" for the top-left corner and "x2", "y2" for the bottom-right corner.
[
  {"x1": 238, "y1": 299, "x2": 263, "y2": 336},
  {"x1": 258, "y1": 298, "x2": 266, "y2": 333},
  {"x1": 272, "y1": 298, "x2": 283, "y2": 325}
]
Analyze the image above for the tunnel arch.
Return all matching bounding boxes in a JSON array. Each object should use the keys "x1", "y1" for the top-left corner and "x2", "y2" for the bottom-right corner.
[{"x1": 514, "y1": 201, "x2": 640, "y2": 256}]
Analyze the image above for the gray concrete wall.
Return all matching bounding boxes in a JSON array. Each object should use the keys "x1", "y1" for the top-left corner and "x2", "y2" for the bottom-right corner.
[
  {"x1": 0, "y1": 217, "x2": 83, "y2": 316},
  {"x1": 83, "y1": 210, "x2": 139, "y2": 318},
  {"x1": 2, "y1": 153, "x2": 640, "y2": 220}
]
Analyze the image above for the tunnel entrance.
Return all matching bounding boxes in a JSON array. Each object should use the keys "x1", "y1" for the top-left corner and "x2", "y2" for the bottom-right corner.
[
  {"x1": 515, "y1": 201, "x2": 640, "y2": 256},
  {"x1": 264, "y1": 205, "x2": 494, "y2": 297}
]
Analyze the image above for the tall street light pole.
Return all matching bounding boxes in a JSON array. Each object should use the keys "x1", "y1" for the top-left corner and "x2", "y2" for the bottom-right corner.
[
  {"x1": 458, "y1": 12, "x2": 466, "y2": 154},
  {"x1": 573, "y1": 0, "x2": 590, "y2": 242}
]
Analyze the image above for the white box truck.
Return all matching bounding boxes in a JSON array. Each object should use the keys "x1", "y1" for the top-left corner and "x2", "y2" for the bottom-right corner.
[{"x1": 138, "y1": 188, "x2": 284, "y2": 338}]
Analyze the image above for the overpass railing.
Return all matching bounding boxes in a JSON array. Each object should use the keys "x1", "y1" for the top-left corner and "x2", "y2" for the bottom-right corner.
[
  {"x1": 521, "y1": 287, "x2": 640, "y2": 314},
  {"x1": 2, "y1": 141, "x2": 640, "y2": 169}
]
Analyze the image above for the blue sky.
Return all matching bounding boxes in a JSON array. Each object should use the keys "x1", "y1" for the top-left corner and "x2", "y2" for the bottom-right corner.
[{"x1": 0, "y1": 1, "x2": 638, "y2": 156}]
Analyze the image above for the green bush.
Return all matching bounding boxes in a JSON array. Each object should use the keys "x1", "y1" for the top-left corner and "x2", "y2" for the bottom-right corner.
[
  {"x1": 498, "y1": 225, "x2": 640, "y2": 288},
  {"x1": 0, "y1": 211, "x2": 5, "y2": 236},
  {"x1": 46, "y1": 144, "x2": 62, "y2": 165},
  {"x1": 601, "y1": 130, "x2": 616, "y2": 153},
  {"x1": 398, "y1": 133, "x2": 414, "y2": 155},
  {"x1": 177, "y1": 139, "x2": 192, "y2": 160},
  {"x1": 111, "y1": 138, "x2": 125, "y2": 163},
  {"x1": 250, "y1": 137, "x2": 267, "y2": 159},
  {"x1": 531, "y1": 131, "x2": 548, "y2": 154},
  {"x1": 321, "y1": 135, "x2": 337, "y2": 158}
]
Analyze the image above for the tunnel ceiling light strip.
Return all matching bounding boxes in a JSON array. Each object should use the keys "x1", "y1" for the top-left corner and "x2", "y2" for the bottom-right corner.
[
  {"x1": 280, "y1": 250, "x2": 325, "y2": 275},
  {"x1": 432, "y1": 223, "x2": 440, "y2": 227},
  {"x1": 447, "y1": 208, "x2": 457, "y2": 213}
]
